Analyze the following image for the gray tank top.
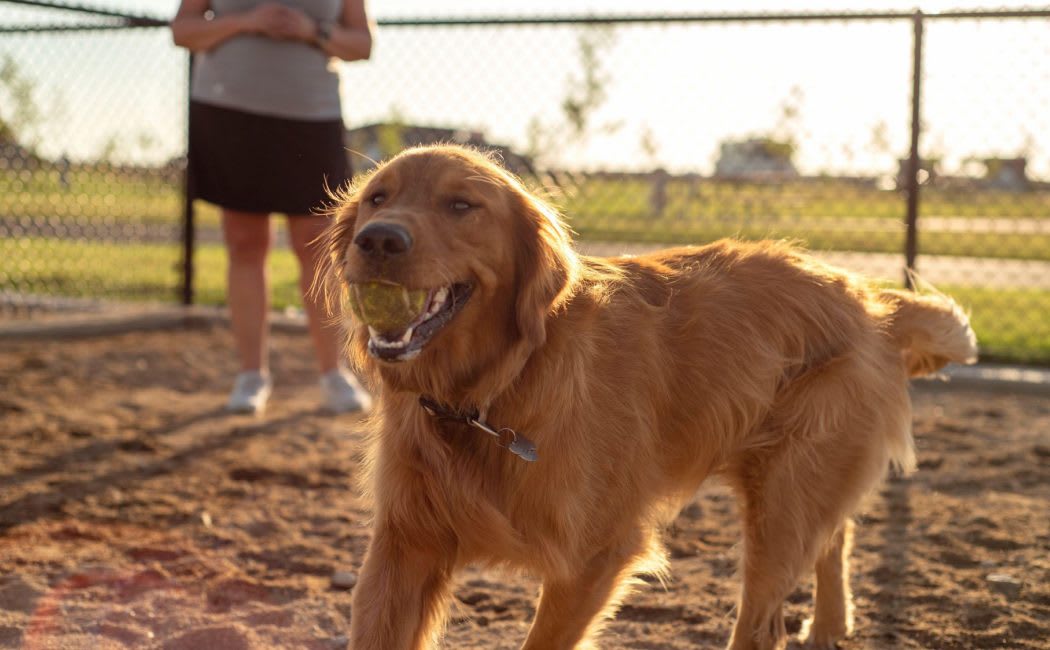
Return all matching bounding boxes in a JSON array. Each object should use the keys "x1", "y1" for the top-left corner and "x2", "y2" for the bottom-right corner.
[{"x1": 191, "y1": 0, "x2": 343, "y2": 120}]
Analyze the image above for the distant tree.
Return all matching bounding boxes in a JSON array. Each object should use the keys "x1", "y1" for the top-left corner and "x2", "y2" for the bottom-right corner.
[
  {"x1": 771, "y1": 85, "x2": 804, "y2": 153},
  {"x1": 136, "y1": 131, "x2": 158, "y2": 156},
  {"x1": 376, "y1": 106, "x2": 407, "y2": 159},
  {"x1": 753, "y1": 137, "x2": 795, "y2": 162},
  {"x1": 92, "y1": 128, "x2": 161, "y2": 165},
  {"x1": 560, "y1": 27, "x2": 616, "y2": 140},
  {"x1": 524, "y1": 116, "x2": 555, "y2": 167},
  {"x1": 0, "y1": 116, "x2": 14, "y2": 144},
  {"x1": 639, "y1": 126, "x2": 661, "y2": 169},
  {"x1": 526, "y1": 26, "x2": 620, "y2": 167},
  {"x1": 96, "y1": 133, "x2": 121, "y2": 164},
  {"x1": 869, "y1": 120, "x2": 891, "y2": 157},
  {"x1": 1019, "y1": 131, "x2": 1036, "y2": 162},
  {"x1": 0, "y1": 54, "x2": 43, "y2": 151}
]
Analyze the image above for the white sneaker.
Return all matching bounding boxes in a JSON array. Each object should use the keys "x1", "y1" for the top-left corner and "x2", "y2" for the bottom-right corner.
[
  {"x1": 320, "y1": 368, "x2": 372, "y2": 414},
  {"x1": 226, "y1": 370, "x2": 272, "y2": 415}
]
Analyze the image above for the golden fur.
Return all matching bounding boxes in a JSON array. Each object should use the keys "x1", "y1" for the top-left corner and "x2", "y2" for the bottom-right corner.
[{"x1": 321, "y1": 145, "x2": 977, "y2": 650}]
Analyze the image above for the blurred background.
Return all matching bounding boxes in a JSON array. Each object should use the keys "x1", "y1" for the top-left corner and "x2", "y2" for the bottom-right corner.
[{"x1": 1, "y1": 0, "x2": 1048, "y2": 363}]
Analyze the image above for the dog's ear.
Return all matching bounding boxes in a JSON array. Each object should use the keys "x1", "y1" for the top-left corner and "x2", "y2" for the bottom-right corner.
[
  {"x1": 314, "y1": 185, "x2": 362, "y2": 315},
  {"x1": 511, "y1": 192, "x2": 577, "y2": 350}
]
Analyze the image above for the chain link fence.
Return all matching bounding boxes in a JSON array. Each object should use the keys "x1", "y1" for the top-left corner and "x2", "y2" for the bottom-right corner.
[
  {"x1": 0, "y1": 1, "x2": 188, "y2": 314},
  {"x1": 1, "y1": 3, "x2": 1048, "y2": 363}
]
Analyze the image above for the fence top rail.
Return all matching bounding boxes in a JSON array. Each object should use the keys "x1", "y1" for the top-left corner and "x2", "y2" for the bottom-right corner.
[
  {"x1": 374, "y1": 8, "x2": 1050, "y2": 26},
  {"x1": 0, "y1": 22, "x2": 163, "y2": 32},
  {"x1": 0, "y1": 0, "x2": 166, "y2": 25},
  {"x1": 2, "y1": 0, "x2": 1049, "y2": 33}
]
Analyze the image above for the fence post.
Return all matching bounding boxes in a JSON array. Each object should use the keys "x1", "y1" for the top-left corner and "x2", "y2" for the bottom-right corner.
[
  {"x1": 179, "y1": 53, "x2": 195, "y2": 306},
  {"x1": 649, "y1": 168, "x2": 669, "y2": 218},
  {"x1": 904, "y1": 10, "x2": 924, "y2": 290}
]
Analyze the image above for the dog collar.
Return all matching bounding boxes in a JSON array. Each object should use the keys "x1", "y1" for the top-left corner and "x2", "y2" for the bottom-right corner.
[{"x1": 418, "y1": 395, "x2": 538, "y2": 462}]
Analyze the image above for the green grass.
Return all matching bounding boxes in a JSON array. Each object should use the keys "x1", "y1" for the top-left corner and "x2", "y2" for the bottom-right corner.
[
  {"x1": 3, "y1": 236, "x2": 1048, "y2": 365},
  {"x1": 7, "y1": 171, "x2": 1050, "y2": 223},
  {"x1": 6, "y1": 171, "x2": 1047, "y2": 260},
  {"x1": 567, "y1": 218, "x2": 1050, "y2": 262},
  {"x1": 560, "y1": 177, "x2": 1050, "y2": 220},
  {"x1": 0, "y1": 237, "x2": 304, "y2": 311},
  {"x1": 945, "y1": 286, "x2": 1050, "y2": 365},
  {"x1": 4, "y1": 169, "x2": 1048, "y2": 361},
  {"x1": 2, "y1": 168, "x2": 181, "y2": 224},
  {"x1": 558, "y1": 178, "x2": 1050, "y2": 261},
  {"x1": 0, "y1": 169, "x2": 223, "y2": 226}
]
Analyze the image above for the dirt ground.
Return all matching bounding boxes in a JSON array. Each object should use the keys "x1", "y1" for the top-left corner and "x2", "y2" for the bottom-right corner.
[{"x1": 1, "y1": 323, "x2": 1047, "y2": 649}]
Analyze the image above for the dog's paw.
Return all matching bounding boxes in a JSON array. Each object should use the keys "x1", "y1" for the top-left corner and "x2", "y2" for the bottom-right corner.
[{"x1": 796, "y1": 617, "x2": 847, "y2": 650}]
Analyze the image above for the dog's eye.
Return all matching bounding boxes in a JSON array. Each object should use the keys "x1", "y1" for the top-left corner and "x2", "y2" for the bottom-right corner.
[
  {"x1": 369, "y1": 193, "x2": 386, "y2": 206},
  {"x1": 450, "y1": 199, "x2": 472, "y2": 212}
]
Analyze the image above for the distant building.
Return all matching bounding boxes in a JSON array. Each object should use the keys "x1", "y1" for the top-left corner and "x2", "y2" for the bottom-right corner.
[
  {"x1": 982, "y1": 157, "x2": 1029, "y2": 192},
  {"x1": 904, "y1": 156, "x2": 1031, "y2": 192},
  {"x1": 895, "y1": 158, "x2": 939, "y2": 189},
  {"x1": 714, "y1": 137, "x2": 798, "y2": 180},
  {"x1": 344, "y1": 123, "x2": 535, "y2": 177}
]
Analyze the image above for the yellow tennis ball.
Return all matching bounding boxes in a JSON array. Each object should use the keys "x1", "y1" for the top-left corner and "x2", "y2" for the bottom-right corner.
[{"x1": 347, "y1": 282, "x2": 428, "y2": 332}]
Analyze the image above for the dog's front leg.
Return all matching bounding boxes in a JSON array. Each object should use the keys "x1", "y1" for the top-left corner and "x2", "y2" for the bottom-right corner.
[
  {"x1": 521, "y1": 532, "x2": 647, "y2": 650},
  {"x1": 350, "y1": 524, "x2": 453, "y2": 650}
]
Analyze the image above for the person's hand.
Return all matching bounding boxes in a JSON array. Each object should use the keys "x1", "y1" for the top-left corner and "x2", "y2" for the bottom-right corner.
[
  {"x1": 268, "y1": 5, "x2": 320, "y2": 43},
  {"x1": 242, "y1": 2, "x2": 288, "y2": 38}
]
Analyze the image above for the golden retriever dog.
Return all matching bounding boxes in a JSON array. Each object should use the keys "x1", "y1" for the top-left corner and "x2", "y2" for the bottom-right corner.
[{"x1": 322, "y1": 145, "x2": 977, "y2": 650}]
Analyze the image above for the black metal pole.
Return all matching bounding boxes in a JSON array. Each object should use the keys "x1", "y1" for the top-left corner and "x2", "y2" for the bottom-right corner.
[
  {"x1": 180, "y1": 54, "x2": 195, "y2": 306},
  {"x1": 904, "y1": 10, "x2": 924, "y2": 290}
]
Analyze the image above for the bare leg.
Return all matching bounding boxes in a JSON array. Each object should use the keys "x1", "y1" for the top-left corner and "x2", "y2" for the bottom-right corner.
[
  {"x1": 350, "y1": 526, "x2": 453, "y2": 650},
  {"x1": 803, "y1": 520, "x2": 854, "y2": 649},
  {"x1": 522, "y1": 531, "x2": 650, "y2": 650},
  {"x1": 222, "y1": 210, "x2": 272, "y2": 372},
  {"x1": 287, "y1": 214, "x2": 342, "y2": 373}
]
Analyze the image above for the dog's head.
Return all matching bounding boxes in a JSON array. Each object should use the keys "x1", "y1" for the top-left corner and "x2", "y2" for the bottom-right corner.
[{"x1": 323, "y1": 145, "x2": 577, "y2": 402}]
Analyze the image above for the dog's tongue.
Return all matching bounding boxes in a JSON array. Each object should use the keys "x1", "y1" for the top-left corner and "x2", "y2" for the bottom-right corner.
[{"x1": 347, "y1": 282, "x2": 428, "y2": 333}]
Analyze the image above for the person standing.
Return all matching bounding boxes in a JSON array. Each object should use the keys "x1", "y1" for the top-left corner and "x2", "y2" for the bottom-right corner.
[{"x1": 171, "y1": 0, "x2": 373, "y2": 415}]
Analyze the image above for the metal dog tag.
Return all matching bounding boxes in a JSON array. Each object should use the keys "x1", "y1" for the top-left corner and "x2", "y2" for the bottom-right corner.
[
  {"x1": 468, "y1": 418, "x2": 539, "y2": 463},
  {"x1": 507, "y1": 433, "x2": 538, "y2": 462}
]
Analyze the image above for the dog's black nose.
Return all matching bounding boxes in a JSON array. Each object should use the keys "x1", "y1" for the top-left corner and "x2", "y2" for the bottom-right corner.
[{"x1": 354, "y1": 222, "x2": 413, "y2": 256}]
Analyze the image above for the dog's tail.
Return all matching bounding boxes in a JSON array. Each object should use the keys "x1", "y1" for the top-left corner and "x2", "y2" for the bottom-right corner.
[{"x1": 880, "y1": 286, "x2": 977, "y2": 377}]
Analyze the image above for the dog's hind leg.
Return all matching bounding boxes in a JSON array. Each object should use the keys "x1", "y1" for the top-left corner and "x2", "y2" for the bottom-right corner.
[
  {"x1": 521, "y1": 529, "x2": 655, "y2": 650},
  {"x1": 726, "y1": 454, "x2": 855, "y2": 650},
  {"x1": 725, "y1": 359, "x2": 898, "y2": 650},
  {"x1": 726, "y1": 458, "x2": 821, "y2": 650},
  {"x1": 800, "y1": 519, "x2": 854, "y2": 649}
]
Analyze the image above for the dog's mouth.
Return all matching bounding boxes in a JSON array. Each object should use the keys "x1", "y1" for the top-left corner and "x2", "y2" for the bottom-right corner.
[{"x1": 366, "y1": 283, "x2": 473, "y2": 362}]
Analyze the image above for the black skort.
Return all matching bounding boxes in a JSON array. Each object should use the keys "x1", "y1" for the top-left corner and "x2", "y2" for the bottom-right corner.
[{"x1": 189, "y1": 100, "x2": 351, "y2": 215}]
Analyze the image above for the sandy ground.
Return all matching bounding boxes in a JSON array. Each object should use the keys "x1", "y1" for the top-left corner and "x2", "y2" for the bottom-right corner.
[{"x1": 1, "y1": 323, "x2": 1047, "y2": 649}]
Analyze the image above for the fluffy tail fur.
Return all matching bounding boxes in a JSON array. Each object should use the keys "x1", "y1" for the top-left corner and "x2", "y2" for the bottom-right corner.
[{"x1": 881, "y1": 288, "x2": 978, "y2": 377}]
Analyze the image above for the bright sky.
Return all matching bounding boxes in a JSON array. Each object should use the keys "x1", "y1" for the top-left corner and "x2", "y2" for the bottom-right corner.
[{"x1": 1, "y1": 1, "x2": 1047, "y2": 177}]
